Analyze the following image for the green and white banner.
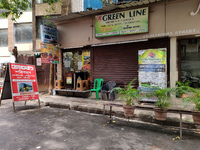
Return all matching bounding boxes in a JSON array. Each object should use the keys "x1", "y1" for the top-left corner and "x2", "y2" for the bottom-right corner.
[
  {"x1": 138, "y1": 48, "x2": 167, "y2": 93},
  {"x1": 95, "y1": 7, "x2": 148, "y2": 38}
]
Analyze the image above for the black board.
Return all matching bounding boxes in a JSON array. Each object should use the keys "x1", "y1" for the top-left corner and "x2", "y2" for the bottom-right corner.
[{"x1": 0, "y1": 64, "x2": 12, "y2": 100}]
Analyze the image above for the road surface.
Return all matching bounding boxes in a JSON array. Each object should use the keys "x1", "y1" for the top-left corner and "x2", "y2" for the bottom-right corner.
[{"x1": 0, "y1": 100, "x2": 199, "y2": 150}]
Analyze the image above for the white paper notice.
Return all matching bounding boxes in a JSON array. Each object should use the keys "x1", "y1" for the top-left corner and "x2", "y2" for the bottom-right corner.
[
  {"x1": 78, "y1": 62, "x2": 82, "y2": 70},
  {"x1": 64, "y1": 61, "x2": 70, "y2": 68},
  {"x1": 36, "y1": 58, "x2": 41, "y2": 66}
]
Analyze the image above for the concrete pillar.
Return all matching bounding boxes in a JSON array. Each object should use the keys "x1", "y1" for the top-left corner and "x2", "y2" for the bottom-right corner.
[
  {"x1": 61, "y1": 0, "x2": 72, "y2": 16},
  {"x1": 57, "y1": 49, "x2": 63, "y2": 80},
  {"x1": 32, "y1": 0, "x2": 36, "y2": 52},
  {"x1": 170, "y1": 37, "x2": 178, "y2": 88},
  {"x1": 8, "y1": 16, "x2": 14, "y2": 52}
]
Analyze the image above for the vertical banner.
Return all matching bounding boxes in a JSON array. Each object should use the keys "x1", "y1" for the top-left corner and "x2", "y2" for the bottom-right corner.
[
  {"x1": 138, "y1": 48, "x2": 167, "y2": 99},
  {"x1": 82, "y1": 51, "x2": 90, "y2": 69},
  {"x1": 41, "y1": 43, "x2": 59, "y2": 64},
  {"x1": 9, "y1": 63, "x2": 39, "y2": 101}
]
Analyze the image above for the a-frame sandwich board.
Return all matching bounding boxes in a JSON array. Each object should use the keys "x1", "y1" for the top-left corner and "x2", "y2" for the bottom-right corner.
[{"x1": 0, "y1": 63, "x2": 40, "y2": 112}]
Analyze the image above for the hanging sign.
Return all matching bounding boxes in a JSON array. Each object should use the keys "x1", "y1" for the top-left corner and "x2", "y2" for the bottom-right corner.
[
  {"x1": 95, "y1": 7, "x2": 148, "y2": 38},
  {"x1": 41, "y1": 43, "x2": 59, "y2": 64},
  {"x1": 138, "y1": 48, "x2": 167, "y2": 101},
  {"x1": 82, "y1": 51, "x2": 90, "y2": 69},
  {"x1": 40, "y1": 25, "x2": 57, "y2": 44}
]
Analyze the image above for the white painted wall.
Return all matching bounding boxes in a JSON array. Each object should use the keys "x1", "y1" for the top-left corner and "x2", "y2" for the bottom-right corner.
[
  {"x1": 0, "y1": 56, "x2": 15, "y2": 63},
  {"x1": 71, "y1": 0, "x2": 84, "y2": 12},
  {"x1": 0, "y1": 19, "x2": 8, "y2": 29},
  {"x1": 15, "y1": 43, "x2": 33, "y2": 51},
  {"x1": 16, "y1": 11, "x2": 32, "y2": 23},
  {"x1": 36, "y1": 39, "x2": 42, "y2": 50},
  {"x1": 35, "y1": 3, "x2": 61, "y2": 16},
  {"x1": 0, "y1": 47, "x2": 10, "y2": 56}
]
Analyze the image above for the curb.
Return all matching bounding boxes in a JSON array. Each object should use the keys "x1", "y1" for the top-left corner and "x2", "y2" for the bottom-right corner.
[{"x1": 44, "y1": 102, "x2": 200, "y2": 130}]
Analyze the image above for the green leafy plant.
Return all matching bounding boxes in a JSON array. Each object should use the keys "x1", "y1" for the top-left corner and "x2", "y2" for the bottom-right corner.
[
  {"x1": 175, "y1": 81, "x2": 192, "y2": 97},
  {"x1": 183, "y1": 88, "x2": 200, "y2": 111},
  {"x1": 0, "y1": 0, "x2": 61, "y2": 21},
  {"x1": 144, "y1": 86, "x2": 174, "y2": 110},
  {"x1": 112, "y1": 79, "x2": 140, "y2": 106},
  {"x1": 101, "y1": 0, "x2": 108, "y2": 5}
]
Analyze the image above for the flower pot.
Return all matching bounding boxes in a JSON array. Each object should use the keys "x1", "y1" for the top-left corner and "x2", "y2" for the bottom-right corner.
[
  {"x1": 123, "y1": 105, "x2": 134, "y2": 117},
  {"x1": 192, "y1": 111, "x2": 200, "y2": 125},
  {"x1": 181, "y1": 93, "x2": 186, "y2": 98},
  {"x1": 154, "y1": 108, "x2": 167, "y2": 121}
]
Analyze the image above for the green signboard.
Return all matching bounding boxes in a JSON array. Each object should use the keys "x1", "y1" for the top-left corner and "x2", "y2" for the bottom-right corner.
[{"x1": 95, "y1": 7, "x2": 149, "y2": 38}]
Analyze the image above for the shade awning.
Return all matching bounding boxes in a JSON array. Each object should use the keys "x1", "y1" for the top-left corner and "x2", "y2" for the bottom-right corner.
[{"x1": 48, "y1": 0, "x2": 163, "y2": 24}]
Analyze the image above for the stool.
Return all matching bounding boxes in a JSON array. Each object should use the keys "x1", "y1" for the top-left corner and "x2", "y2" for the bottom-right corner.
[
  {"x1": 85, "y1": 80, "x2": 90, "y2": 90},
  {"x1": 55, "y1": 80, "x2": 64, "y2": 90},
  {"x1": 76, "y1": 80, "x2": 87, "y2": 91}
]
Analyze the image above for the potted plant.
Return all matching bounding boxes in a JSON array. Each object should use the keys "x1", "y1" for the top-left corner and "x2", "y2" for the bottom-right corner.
[
  {"x1": 112, "y1": 79, "x2": 140, "y2": 117},
  {"x1": 183, "y1": 88, "x2": 200, "y2": 124},
  {"x1": 145, "y1": 86, "x2": 174, "y2": 121},
  {"x1": 175, "y1": 81, "x2": 191, "y2": 98}
]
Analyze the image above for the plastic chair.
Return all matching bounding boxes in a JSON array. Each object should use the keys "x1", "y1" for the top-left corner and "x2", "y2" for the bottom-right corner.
[
  {"x1": 101, "y1": 81, "x2": 116, "y2": 101},
  {"x1": 90, "y1": 78, "x2": 104, "y2": 100}
]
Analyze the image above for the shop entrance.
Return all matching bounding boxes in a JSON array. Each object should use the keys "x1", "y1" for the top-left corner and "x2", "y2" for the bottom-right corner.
[
  {"x1": 179, "y1": 38, "x2": 200, "y2": 88},
  {"x1": 62, "y1": 49, "x2": 91, "y2": 91}
]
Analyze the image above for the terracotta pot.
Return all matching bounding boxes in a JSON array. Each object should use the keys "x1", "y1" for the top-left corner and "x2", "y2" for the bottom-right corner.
[
  {"x1": 181, "y1": 93, "x2": 186, "y2": 98},
  {"x1": 154, "y1": 108, "x2": 167, "y2": 121},
  {"x1": 123, "y1": 105, "x2": 135, "y2": 117},
  {"x1": 192, "y1": 111, "x2": 200, "y2": 125}
]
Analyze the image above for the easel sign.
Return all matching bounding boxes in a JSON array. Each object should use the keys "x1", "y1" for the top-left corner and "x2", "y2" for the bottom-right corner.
[{"x1": 0, "y1": 63, "x2": 40, "y2": 112}]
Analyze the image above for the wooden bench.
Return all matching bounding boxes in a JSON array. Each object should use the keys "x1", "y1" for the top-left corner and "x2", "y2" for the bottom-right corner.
[
  {"x1": 54, "y1": 89, "x2": 90, "y2": 98},
  {"x1": 103, "y1": 103, "x2": 194, "y2": 139}
]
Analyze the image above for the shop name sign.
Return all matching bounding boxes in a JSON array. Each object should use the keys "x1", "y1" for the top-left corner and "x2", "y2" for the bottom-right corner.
[
  {"x1": 190, "y1": 2, "x2": 200, "y2": 16},
  {"x1": 95, "y1": 7, "x2": 148, "y2": 38}
]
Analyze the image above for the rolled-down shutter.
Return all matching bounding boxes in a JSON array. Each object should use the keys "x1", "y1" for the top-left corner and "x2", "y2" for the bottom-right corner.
[{"x1": 92, "y1": 38, "x2": 170, "y2": 87}]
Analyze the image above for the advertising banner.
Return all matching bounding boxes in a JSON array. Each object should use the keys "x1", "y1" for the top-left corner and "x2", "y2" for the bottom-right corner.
[
  {"x1": 40, "y1": 25, "x2": 57, "y2": 44},
  {"x1": 138, "y1": 48, "x2": 167, "y2": 95},
  {"x1": 82, "y1": 51, "x2": 90, "y2": 69},
  {"x1": 9, "y1": 63, "x2": 39, "y2": 102},
  {"x1": 66, "y1": 77, "x2": 72, "y2": 84},
  {"x1": 95, "y1": 7, "x2": 148, "y2": 38},
  {"x1": 41, "y1": 43, "x2": 59, "y2": 64}
]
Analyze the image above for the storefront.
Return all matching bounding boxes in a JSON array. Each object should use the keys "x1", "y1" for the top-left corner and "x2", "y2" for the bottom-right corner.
[
  {"x1": 91, "y1": 38, "x2": 170, "y2": 87},
  {"x1": 179, "y1": 38, "x2": 200, "y2": 88},
  {"x1": 51, "y1": 0, "x2": 200, "y2": 89},
  {"x1": 62, "y1": 48, "x2": 91, "y2": 90}
]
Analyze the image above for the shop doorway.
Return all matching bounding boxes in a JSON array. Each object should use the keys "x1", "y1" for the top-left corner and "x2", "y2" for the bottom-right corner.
[
  {"x1": 180, "y1": 38, "x2": 200, "y2": 88},
  {"x1": 62, "y1": 49, "x2": 91, "y2": 90}
]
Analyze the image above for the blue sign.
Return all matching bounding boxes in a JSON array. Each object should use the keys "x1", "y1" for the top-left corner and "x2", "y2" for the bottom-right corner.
[{"x1": 40, "y1": 25, "x2": 57, "y2": 44}]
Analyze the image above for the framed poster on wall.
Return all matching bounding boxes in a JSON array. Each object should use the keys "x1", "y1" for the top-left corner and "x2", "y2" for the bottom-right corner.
[{"x1": 138, "y1": 48, "x2": 167, "y2": 101}]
